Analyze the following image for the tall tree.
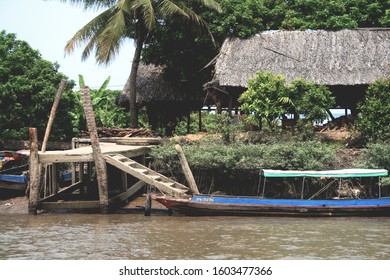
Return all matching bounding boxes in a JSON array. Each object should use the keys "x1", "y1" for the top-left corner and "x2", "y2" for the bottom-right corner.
[
  {"x1": 0, "y1": 30, "x2": 76, "y2": 140},
  {"x1": 61, "y1": 0, "x2": 221, "y2": 128}
]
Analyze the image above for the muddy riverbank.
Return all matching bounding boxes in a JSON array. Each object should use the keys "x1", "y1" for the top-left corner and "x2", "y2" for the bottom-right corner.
[{"x1": 0, "y1": 195, "x2": 167, "y2": 215}]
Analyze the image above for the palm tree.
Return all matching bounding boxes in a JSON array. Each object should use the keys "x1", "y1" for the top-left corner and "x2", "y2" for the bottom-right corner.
[{"x1": 61, "y1": 0, "x2": 222, "y2": 128}]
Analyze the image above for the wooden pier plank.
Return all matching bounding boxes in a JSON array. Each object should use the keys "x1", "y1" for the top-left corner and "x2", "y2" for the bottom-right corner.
[
  {"x1": 104, "y1": 153, "x2": 189, "y2": 198},
  {"x1": 38, "y1": 143, "x2": 151, "y2": 163}
]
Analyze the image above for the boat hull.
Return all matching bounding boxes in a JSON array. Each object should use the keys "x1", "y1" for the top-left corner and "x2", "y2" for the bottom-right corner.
[{"x1": 155, "y1": 194, "x2": 390, "y2": 217}]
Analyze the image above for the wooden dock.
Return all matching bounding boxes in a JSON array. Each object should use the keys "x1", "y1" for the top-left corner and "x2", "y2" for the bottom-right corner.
[{"x1": 28, "y1": 138, "x2": 190, "y2": 214}]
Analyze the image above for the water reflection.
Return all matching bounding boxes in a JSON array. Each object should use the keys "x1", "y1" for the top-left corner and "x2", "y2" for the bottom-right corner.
[{"x1": 1, "y1": 214, "x2": 389, "y2": 260}]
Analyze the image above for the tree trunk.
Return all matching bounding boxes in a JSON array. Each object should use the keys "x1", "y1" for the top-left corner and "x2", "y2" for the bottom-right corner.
[
  {"x1": 81, "y1": 87, "x2": 109, "y2": 213},
  {"x1": 123, "y1": 31, "x2": 146, "y2": 128},
  {"x1": 41, "y1": 79, "x2": 67, "y2": 153}
]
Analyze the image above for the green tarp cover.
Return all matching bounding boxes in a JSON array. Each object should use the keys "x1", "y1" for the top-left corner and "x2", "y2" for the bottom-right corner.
[{"x1": 261, "y1": 169, "x2": 388, "y2": 178}]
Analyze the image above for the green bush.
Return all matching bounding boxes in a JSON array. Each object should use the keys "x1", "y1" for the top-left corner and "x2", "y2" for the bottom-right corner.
[
  {"x1": 356, "y1": 142, "x2": 390, "y2": 186},
  {"x1": 151, "y1": 138, "x2": 336, "y2": 172},
  {"x1": 239, "y1": 72, "x2": 334, "y2": 131},
  {"x1": 356, "y1": 77, "x2": 390, "y2": 143},
  {"x1": 357, "y1": 142, "x2": 390, "y2": 170}
]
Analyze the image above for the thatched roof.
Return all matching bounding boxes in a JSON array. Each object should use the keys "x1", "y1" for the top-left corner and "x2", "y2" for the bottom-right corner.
[
  {"x1": 116, "y1": 64, "x2": 200, "y2": 106},
  {"x1": 211, "y1": 29, "x2": 390, "y2": 87},
  {"x1": 136, "y1": 64, "x2": 187, "y2": 104}
]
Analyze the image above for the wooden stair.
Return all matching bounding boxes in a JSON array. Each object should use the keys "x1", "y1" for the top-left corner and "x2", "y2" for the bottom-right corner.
[{"x1": 104, "y1": 153, "x2": 189, "y2": 198}]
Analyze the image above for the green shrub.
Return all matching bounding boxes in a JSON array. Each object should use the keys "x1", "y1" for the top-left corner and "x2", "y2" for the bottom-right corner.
[
  {"x1": 356, "y1": 77, "x2": 390, "y2": 143},
  {"x1": 356, "y1": 142, "x2": 390, "y2": 186},
  {"x1": 151, "y1": 138, "x2": 336, "y2": 172},
  {"x1": 357, "y1": 142, "x2": 390, "y2": 170}
]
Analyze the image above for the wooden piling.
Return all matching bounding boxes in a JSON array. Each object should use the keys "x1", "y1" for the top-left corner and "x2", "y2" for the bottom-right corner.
[
  {"x1": 28, "y1": 128, "x2": 40, "y2": 215},
  {"x1": 81, "y1": 87, "x2": 109, "y2": 213},
  {"x1": 40, "y1": 79, "x2": 66, "y2": 198},
  {"x1": 41, "y1": 79, "x2": 67, "y2": 153},
  {"x1": 175, "y1": 144, "x2": 200, "y2": 194}
]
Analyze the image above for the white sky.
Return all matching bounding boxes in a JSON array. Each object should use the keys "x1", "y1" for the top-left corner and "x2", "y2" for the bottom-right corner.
[{"x1": 0, "y1": 0, "x2": 135, "y2": 90}]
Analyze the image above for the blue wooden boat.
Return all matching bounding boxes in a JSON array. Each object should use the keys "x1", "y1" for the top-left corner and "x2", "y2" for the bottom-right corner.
[
  {"x1": 154, "y1": 169, "x2": 390, "y2": 216},
  {"x1": 0, "y1": 150, "x2": 29, "y2": 196}
]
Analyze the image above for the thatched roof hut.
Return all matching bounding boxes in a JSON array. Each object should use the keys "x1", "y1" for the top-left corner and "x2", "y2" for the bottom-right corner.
[
  {"x1": 211, "y1": 29, "x2": 390, "y2": 87},
  {"x1": 116, "y1": 64, "x2": 203, "y2": 133},
  {"x1": 116, "y1": 64, "x2": 201, "y2": 106},
  {"x1": 204, "y1": 28, "x2": 390, "y2": 115}
]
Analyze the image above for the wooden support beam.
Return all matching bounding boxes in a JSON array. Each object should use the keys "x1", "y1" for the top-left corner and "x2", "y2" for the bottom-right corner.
[
  {"x1": 51, "y1": 163, "x2": 58, "y2": 195},
  {"x1": 41, "y1": 79, "x2": 67, "y2": 153},
  {"x1": 38, "y1": 201, "x2": 101, "y2": 210},
  {"x1": 28, "y1": 128, "x2": 40, "y2": 215},
  {"x1": 81, "y1": 87, "x2": 109, "y2": 214},
  {"x1": 175, "y1": 144, "x2": 200, "y2": 194},
  {"x1": 121, "y1": 172, "x2": 128, "y2": 192},
  {"x1": 39, "y1": 181, "x2": 83, "y2": 202},
  {"x1": 109, "y1": 180, "x2": 145, "y2": 204}
]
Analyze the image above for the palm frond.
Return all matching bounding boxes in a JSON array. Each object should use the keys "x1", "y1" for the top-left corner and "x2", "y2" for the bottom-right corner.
[
  {"x1": 95, "y1": 8, "x2": 127, "y2": 64},
  {"x1": 65, "y1": 7, "x2": 116, "y2": 55},
  {"x1": 194, "y1": 0, "x2": 222, "y2": 13},
  {"x1": 179, "y1": 5, "x2": 216, "y2": 44},
  {"x1": 157, "y1": 0, "x2": 189, "y2": 19},
  {"x1": 59, "y1": 0, "x2": 119, "y2": 11},
  {"x1": 129, "y1": 0, "x2": 157, "y2": 31},
  {"x1": 80, "y1": 37, "x2": 97, "y2": 60}
]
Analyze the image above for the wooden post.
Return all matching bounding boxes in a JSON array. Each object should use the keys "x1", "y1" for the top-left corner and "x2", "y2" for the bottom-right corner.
[
  {"x1": 71, "y1": 139, "x2": 77, "y2": 184},
  {"x1": 28, "y1": 128, "x2": 40, "y2": 215},
  {"x1": 40, "y1": 79, "x2": 66, "y2": 197},
  {"x1": 41, "y1": 79, "x2": 67, "y2": 153},
  {"x1": 81, "y1": 87, "x2": 109, "y2": 213},
  {"x1": 198, "y1": 110, "x2": 202, "y2": 132},
  {"x1": 175, "y1": 144, "x2": 199, "y2": 194},
  {"x1": 51, "y1": 163, "x2": 58, "y2": 195}
]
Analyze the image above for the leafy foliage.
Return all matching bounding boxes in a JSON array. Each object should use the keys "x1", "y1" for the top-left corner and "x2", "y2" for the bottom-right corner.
[
  {"x1": 71, "y1": 76, "x2": 131, "y2": 134},
  {"x1": 239, "y1": 72, "x2": 334, "y2": 130},
  {"x1": 356, "y1": 77, "x2": 390, "y2": 143},
  {"x1": 288, "y1": 79, "x2": 335, "y2": 123},
  {"x1": 358, "y1": 142, "x2": 390, "y2": 171},
  {"x1": 206, "y1": 0, "x2": 287, "y2": 38},
  {"x1": 356, "y1": 142, "x2": 390, "y2": 186},
  {"x1": 151, "y1": 138, "x2": 336, "y2": 172},
  {"x1": 281, "y1": 0, "x2": 390, "y2": 30},
  {"x1": 0, "y1": 30, "x2": 76, "y2": 140},
  {"x1": 239, "y1": 71, "x2": 287, "y2": 130}
]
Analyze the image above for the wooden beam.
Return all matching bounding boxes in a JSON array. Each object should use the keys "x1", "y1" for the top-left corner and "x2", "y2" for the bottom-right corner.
[
  {"x1": 121, "y1": 172, "x2": 128, "y2": 192},
  {"x1": 41, "y1": 79, "x2": 67, "y2": 153},
  {"x1": 81, "y1": 87, "x2": 109, "y2": 214},
  {"x1": 109, "y1": 180, "x2": 145, "y2": 204},
  {"x1": 39, "y1": 153, "x2": 94, "y2": 163},
  {"x1": 28, "y1": 128, "x2": 40, "y2": 215},
  {"x1": 38, "y1": 201, "x2": 101, "y2": 210},
  {"x1": 73, "y1": 137, "x2": 161, "y2": 145},
  {"x1": 51, "y1": 163, "x2": 58, "y2": 195},
  {"x1": 38, "y1": 145, "x2": 151, "y2": 164},
  {"x1": 39, "y1": 181, "x2": 83, "y2": 202},
  {"x1": 175, "y1": 144, "x2": 200, "y2": 194}
]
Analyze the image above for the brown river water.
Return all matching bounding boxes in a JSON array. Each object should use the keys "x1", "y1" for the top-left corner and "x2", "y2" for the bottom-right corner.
[{"x1": 1, "y1": 213, "x2": 390, "y2": 260}]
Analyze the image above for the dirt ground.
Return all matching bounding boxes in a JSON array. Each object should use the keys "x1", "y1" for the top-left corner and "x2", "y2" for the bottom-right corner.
[
  {"x1": 0, "y1": 194, "x2": 168, "y2": 215},
  {"x1": 0, "y1": 196, "x2": 29, "y2": 214}
]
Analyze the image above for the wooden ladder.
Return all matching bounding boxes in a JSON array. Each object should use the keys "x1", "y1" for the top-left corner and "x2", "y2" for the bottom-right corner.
[{"x1": 104, "y1": 153, "x2": 189, "y2": 198}]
